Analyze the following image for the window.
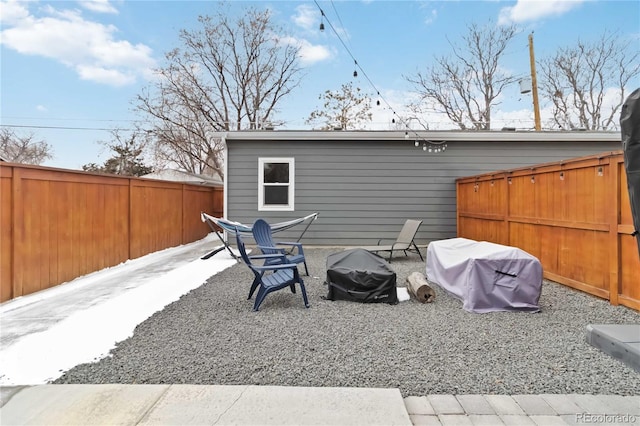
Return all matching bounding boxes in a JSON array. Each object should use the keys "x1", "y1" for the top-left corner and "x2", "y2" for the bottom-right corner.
[{"x1": 258, "y1": 158, "x2": 294, "y2": 211}]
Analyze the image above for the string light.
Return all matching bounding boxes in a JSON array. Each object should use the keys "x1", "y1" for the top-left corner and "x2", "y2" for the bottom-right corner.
[{"x1": 313, "y1": 0, "x2": 448, "y2": 154}]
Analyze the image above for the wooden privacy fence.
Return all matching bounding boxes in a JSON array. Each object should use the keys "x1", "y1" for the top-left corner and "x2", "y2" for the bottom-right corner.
[
  {"x1": 457, "y1": 150, "x2": 639, "y2": 311},
  {"x1": 1, "y1": 163, "x2": 223, "y2": 303}
]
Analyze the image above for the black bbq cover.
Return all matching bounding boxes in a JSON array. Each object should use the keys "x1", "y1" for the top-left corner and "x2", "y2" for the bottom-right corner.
[
  {"x1": 621, "y1": 88, "x2": 640, "y2": 257},
  {"x1": 326, "y1": 249, "x2": 398, "y2": 304}
]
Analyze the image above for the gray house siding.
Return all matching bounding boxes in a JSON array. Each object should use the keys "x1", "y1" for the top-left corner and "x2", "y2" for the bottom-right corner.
[{"x1": 226, "y1": 133, "x2": 620, "y2": 246}]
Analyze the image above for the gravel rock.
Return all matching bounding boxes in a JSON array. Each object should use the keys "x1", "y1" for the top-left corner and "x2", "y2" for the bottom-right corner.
[{"x1": 54, "y1": 248, "x2": 640, "y2": 396}]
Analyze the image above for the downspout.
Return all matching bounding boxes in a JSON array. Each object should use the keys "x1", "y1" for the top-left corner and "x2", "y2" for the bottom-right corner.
[{"x1": 221, "y1": 132, "x2": 229, "y2": 243}]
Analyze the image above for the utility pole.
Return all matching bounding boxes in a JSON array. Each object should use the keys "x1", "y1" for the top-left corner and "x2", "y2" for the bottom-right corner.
[{"x1": 529, "y1": 33, "x2": 542, "y2": 131}]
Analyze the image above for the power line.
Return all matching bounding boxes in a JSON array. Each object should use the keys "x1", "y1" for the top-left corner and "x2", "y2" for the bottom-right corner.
[
  {"x1": 0, "y1": 124, "x2": 129, "y2": 131},
  {"x1": 1, "y1": 116, "x2": 135, "y2": 123}
]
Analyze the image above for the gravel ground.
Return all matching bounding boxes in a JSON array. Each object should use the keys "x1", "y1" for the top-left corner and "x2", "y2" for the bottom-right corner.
[{"x1": 54, "y1": 248, "x2": 640, "y2": 396}]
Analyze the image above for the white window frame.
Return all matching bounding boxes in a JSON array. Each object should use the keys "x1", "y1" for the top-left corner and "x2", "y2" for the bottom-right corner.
[{"x1": 258, "y1": 157, "x2": 295, "y2": 211}]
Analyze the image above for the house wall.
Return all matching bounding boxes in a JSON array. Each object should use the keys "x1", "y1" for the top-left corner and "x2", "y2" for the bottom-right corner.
[{"x1": 226, "y1": 136, "x2": 620, "y2": 246}]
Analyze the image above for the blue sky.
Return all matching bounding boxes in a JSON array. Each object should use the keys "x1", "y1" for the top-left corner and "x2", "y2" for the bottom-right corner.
[{"x1": 1, "y1": 0, "x2": 639, "y2": 170}]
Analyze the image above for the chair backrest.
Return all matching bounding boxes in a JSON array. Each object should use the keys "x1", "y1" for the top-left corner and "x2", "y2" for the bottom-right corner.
[
  {"x1": 396, "y1": 219, "x2": 422, "y2": 244},
  {"x1": 235, "y1": 230, "x2": 254, "y2": 267},
  {"x1": 252, "y1": 219, "x2": 279, "y2": 255}
]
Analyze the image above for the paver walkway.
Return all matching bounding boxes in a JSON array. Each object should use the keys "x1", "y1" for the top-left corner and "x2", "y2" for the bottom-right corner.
[{"x1": 404, "y1": 394, "x2": 639, "y2": 426}]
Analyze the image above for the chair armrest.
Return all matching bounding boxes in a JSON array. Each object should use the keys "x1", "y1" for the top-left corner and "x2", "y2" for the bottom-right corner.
[
  {"x1": 390, "y1": 242, "x2": 412, "y2": 250},
  {"x1": 252, "y1": 263, "x2": 298, "y2": 272},
  {"x1": 276, "y1": 241, "x2": 304, "y2": 254},
  {"x1": 249, "y1": 254, "x2": 289, "y2": 265},
  {"x1": 277, "y1": 241, "x2": 303, "y2": 248},
  {"x1": 249, "y1": 253, "x2": 287, "y2": 260},
  {"x1": 257, "y1": 245, "x2": 286, "y2": 254}
]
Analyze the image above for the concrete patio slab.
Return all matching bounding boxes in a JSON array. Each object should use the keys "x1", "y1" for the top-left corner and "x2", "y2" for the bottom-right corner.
[
  {"x1": 0, "y1": 384, "x2": 169, "y2": 425},
  {"x1": 586, "y1": 323, "x2": 640, "y2": 372},
  {"x1": 0, "y1": 384, "x2": 413, "y2": 426},
  {"x1": 210, "y1": 385, "x2": 412, "y2": 425},
  {"x1": 0, "y1": 386, "x2": 25, "y2": 408}
]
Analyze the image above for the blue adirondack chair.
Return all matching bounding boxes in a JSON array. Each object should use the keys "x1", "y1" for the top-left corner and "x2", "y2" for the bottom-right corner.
[
  {"x1": 252, "y1": 218, "x2": 310, "y2": 276},
  {"x1": 235, "y1": 230, "x2": 309, "y2": 311}
]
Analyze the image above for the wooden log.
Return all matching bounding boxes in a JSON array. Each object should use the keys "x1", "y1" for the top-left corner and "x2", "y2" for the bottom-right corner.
[{"x1": 406, "y1": 271, "x2": 436, "y2": 303}]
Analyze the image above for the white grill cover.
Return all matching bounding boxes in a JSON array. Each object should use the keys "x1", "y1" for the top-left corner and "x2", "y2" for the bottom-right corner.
[{"x1": 426, "y1": 238, "x2": 543, "y2": 313}]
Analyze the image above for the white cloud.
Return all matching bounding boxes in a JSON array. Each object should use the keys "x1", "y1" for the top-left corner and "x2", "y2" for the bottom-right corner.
[
  {"x1": 368, "y1": 89, "x2": 455, "y2": 131},
  {"x1": 498, "y1": 0, "x2": 585, "y2": 25},
  {"x1": 292, "y1": 4, "x2": 318, "y2": 31},
  {"x1": 77, "y1": 64, "x2": 135, "y2": 86},
  {"x1": 0, "y1": 2, "x2": 155, "y2": 87},
  {"x1": 78, "y1": 0, "x2": 118, "y2": 14},
  {"x1": 298, "y1": 40, "x2": 333, "y2": 65},
  {"x1": 36, "y1": 105, "x2": 48, "y2": 112},
  {"x1": 369, "y1": 89, "x2": 553, "y2": 131},
  {"x1": 493, "y1": 107, "x2": 537, "y2": 130},
  {"x1": 424, "y1": 9, "x2": 438, "y2": 26},
  {"x1": 0, "y1": 1, "x2": 30, "y2": 26},
  {"x1": 279, "y1": 35, "x2": 333, "y2": 66}
]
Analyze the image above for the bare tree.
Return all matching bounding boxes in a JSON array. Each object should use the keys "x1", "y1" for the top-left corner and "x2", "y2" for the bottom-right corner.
[
  {"x1": 136, "y1": 5, "x2": 303, "y2": 180},
  {"x1": 0, "y1": 128, "x2": 53, "y2": 164},
  {"x1": 305, "y1": 82, "x2": 373, "y2": 130},
  {"x1": 538, "y1": 31, "x2": 640, "y2": 131},
  {"x1": 404, "y1": 22, "x2": 519, "y2": 130},
  {"x1": 82, "y1": 129, "x2": 153, "y2": 176}
]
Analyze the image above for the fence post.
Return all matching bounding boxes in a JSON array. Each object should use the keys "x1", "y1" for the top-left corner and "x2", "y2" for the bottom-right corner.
[
  {"x1": 181, "y1": 184, "x2": 186, "y2": 245},
  {"x1": 128, "y1": 177, "x2": 133, "y2": 261},
  {"x1": 1, "y1": 165, "x2": 15, "y2": 301},
  {"x1": 505, "y1": 172, "x2": 511, "y2": 245},
  {"x1": 11, "y1": 166, "x2": 23, "y2": 299},
  {"x1": 608, "y1": 157, "x2": 621, "y2": 305}
]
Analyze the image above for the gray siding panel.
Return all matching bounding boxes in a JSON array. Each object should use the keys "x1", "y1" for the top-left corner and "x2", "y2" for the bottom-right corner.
[{"x1": 226, "y1": 138, "x2": 618, "y2": 246}]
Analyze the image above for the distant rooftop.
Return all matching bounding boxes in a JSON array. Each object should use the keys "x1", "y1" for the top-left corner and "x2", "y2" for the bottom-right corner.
[{"x1": 141, "y1": 169, "x2": 222, "y2": 186}]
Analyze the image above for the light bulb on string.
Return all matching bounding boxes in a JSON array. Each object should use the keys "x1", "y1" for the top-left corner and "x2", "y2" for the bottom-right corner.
[{"x1": 414, "y1": 141, "x2": 419, "y2": 147}]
